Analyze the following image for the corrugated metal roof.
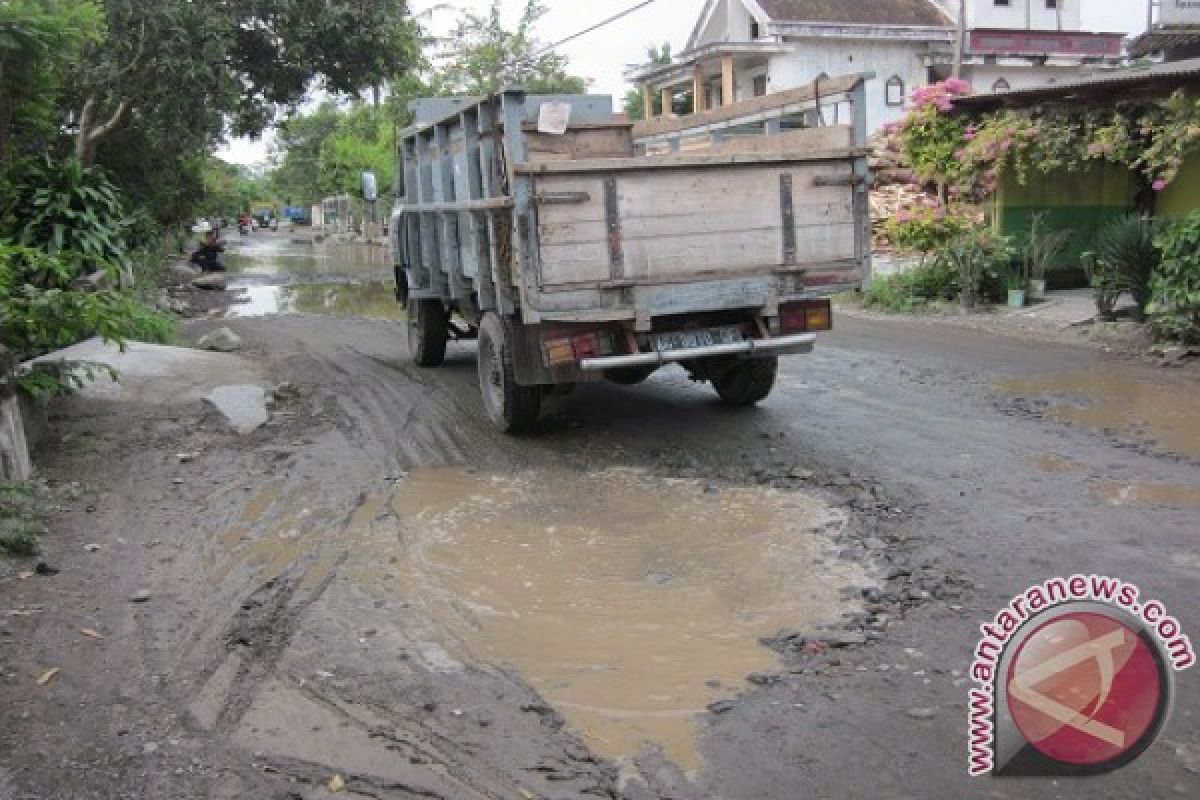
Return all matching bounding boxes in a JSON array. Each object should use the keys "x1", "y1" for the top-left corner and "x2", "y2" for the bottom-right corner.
[
  {"x1": 955, "y1": 57, "x2": 1200, "y2": 111},
  {"x1": 1130, "y1": 28, "x2": 1200, "y2": 58},
  {"x1": 757, "y1": 0, "x2": 952, "y2": 28}
]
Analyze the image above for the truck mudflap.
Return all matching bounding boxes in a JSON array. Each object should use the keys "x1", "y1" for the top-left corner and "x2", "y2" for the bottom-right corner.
[{"x1": 578, "y1": 332, "x2": 817, "y2": 372}]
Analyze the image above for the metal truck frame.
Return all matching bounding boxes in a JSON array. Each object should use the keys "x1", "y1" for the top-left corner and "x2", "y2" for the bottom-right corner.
[{"x1": 391, "y1": 76, "x2": 871, "y2": 433}]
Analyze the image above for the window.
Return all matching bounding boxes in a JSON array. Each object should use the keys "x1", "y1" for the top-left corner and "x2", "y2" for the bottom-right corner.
[
  {"x1": 992, "y1": 77, "x2": 1011, "y2": 92},
  {"x1": 885, "y1": 75, "x2": 905, "y2": 107},
  {"x1": 994, "y1": 0, "x2": 1010, "y2": 5},
  {"x1": 750, "y1": 21, "x2": 760, "y2": 39},
  {"x1": 1046, "y1": 0, "x2": 1058, "y2": 7},
  {"x1": 753, "y1": 75, "x2": 768, "y2": 97}
]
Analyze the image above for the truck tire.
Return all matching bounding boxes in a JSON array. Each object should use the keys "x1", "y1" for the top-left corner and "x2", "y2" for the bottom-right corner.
[
  {"x1": 712, "y1": 357, "x2": 778, "y2": 407},
  {"x1": 605, "y1": 366, "x2": 658, "y2": 386},
  {"x1": 407, "y1": 298, "x2": 448, "y2": 367},
  {"x1": 477, "y1": 313, "x2": 541, "y2": 433}
]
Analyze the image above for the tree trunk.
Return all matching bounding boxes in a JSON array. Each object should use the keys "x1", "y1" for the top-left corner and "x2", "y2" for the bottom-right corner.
[
  {"x1": 0, "y1": 348, "x2": 32, "y2": 483},
  {"x1": 74, "y1": 96, "x2": 130, "y2": 166}
]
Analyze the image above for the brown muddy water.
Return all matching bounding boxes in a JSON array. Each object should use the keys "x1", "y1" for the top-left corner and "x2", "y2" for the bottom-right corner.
[
  {"x1": 210, "y1": 468, "x2": 866, "y2": 772},
  {"x1": 1089, "y1": 481, "x2": 1200, "y2": 509},
  {"x1": 999, "y1": 366, "x2": 1200, "y2": 460},
  {"x1": 222, "y1": 234, "x2": 402, "y2": 321}
]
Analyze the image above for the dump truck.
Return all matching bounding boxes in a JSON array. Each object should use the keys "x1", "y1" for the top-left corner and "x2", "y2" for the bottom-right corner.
[{"x1": 391, "y1": 75, "x2": 871, "y2": 433}]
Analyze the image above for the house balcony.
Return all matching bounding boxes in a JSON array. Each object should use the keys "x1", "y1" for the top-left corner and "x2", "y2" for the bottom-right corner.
[{"x1": 624, "y1": 41, "x2": 791, "y2": 118}]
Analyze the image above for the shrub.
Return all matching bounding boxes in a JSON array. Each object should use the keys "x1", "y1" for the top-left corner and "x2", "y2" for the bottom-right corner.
[
  {"x1": 0, "y1": 242, "x2": 174, "y2": 395},
  {"x1": 885, "y1": 206, "x2": 974, "y2": 256},
  {"x1": 1152, "y1": 212, "x2": 1200, "y2": 344},
  {"x1": 863, "y1": 260, "x2": 960, "y2": 311},
  {"x1": 932, "y1": 232, "x2": 1011, "y2": 308},
  {"x1": 0, "y1": 157, "x2": 133, "y2": 280},
  {"x1": 1083, "y1": 251, "x2": 1123, "y2": 320},
  {"x1": 1021, "y1": 211, "x2": 1072, "y2": 284},
  {"x1": 1095, "y1": 215, "x2": 1162, "y2": 321}
]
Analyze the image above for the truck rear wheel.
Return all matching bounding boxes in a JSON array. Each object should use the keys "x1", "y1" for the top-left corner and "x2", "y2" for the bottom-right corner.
[
  {"x1": 478, "y1": 313, "x2": 541, "y2": 433},
  {"x1": 712, "y1": 358, "x2": 778, "y2": 407},
  {"x1": 407, "y1": 298, "x2": 448, "y2": 367}
]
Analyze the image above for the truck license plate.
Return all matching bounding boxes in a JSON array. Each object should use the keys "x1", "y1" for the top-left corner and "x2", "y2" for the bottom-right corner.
[{"x1": 650, "y1": 327, "x2": 743, "y2": 353}]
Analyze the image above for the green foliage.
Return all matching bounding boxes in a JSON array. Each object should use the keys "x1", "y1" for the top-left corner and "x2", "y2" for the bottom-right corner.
[
  {"x1": 863, "y1": 260, "x2": 960, "y2": 312},
  {"x1": 932, "y1": 233, "x2": 1011, "y2": 308},
  {"x1": 1021, "y1": 211, "x2": 1072, "y2": 283},
  {"x1": 896, "y1": 85, "x2": 1200, "y2": 198},
  {"x1": 271, "y1": 102, "x2": 397, "y2": 206},
  {"x1": 622, "y1": 43, "x2": 673, "y2": 121},
  {"x1": 0, "y1": 0, "x2": 105, "y2": 158},
  {"x1": 428, "y1": 0, "x2": 586, "y2": 96},
  {"x1": 1094, "y1": 215, "x2": 1161, "y2": 318},
  {"x1": 885, "y1": 206, "x2": 973, "y2": 255},
  {"x1": 0, "y1": 242, "x2": 175, "y2": 391},
  {"x1": 2, "y1": 157, "x2": 132, "y2": 276},
  {"x1": 1082, "y1": 250, "x2": 1123, "y2": 318},
  {"x1": 0, "y1": 482, "x2": 40, "y2": 557},
  {"x1": 1152, "y1": 211, "x2": 1200, "y2": 343}
]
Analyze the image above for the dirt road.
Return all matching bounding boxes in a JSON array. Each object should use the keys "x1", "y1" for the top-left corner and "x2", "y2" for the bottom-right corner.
[{"x1": 2, "y1": 232, "x2": 1198, "y2": 799}]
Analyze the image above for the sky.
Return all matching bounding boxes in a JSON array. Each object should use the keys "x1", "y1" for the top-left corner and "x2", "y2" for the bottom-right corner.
[{"x1": 218, "y1": 0, "x2": 1153, "y2": 165}]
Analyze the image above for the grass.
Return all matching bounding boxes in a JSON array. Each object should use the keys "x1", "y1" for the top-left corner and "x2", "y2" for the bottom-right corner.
[
  {"x1": 0, "y1": 482, "x2": 41, "y2": 557},
  {"x1": 862, "y1": 260, "x2": 961, "y2": 313}
]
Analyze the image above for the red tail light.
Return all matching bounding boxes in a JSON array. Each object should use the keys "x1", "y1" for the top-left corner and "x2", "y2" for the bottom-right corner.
[
  {"x1": 780, "y1": 299, "x2": 833, "y2": 334},
  {"x1": 542, "y1": 328, "x2": 617, "y2": 367}
]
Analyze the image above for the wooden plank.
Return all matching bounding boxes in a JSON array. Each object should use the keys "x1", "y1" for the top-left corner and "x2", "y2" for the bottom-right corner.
[
  {"x1": 632, "y1": 74, "x2": 863, "y2": 138},
  {"x1": 516, "y1": 148, "x2": 866, "y2": 175},
  {"x1": 532, "y1": 164, "x2": 858, "y2": 286},
  {"x1": 692, "y1": 126, "x2": 854, "y2": 156}
]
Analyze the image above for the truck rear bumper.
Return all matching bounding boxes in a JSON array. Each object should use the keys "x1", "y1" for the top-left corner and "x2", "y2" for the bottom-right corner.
[{"x1": 578, "y1": 333, "x2": 817, "y2": 372}]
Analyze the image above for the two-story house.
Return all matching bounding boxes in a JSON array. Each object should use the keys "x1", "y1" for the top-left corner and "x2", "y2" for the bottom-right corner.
[{"x1": 626, "y1": 0, "x2": 1125, "y2": 134}]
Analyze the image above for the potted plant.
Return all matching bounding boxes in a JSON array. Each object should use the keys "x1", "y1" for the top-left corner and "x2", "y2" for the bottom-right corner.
[
  {"x1": 1004, "y1": 265, "x2": 1026, "y2": 309},
  {"x1": 1082, "y1": 251, "x2": 1122, "y2": 322},
  {"x1": 1023, "y1": 212, "x2": 1072, "y2": 301},
  {"x1": 937, "y1": 232, "x2": 1009, "y2": 310},
  {"x1": 1095, "y1": 215, "x2": 1161, "y2": 323}
]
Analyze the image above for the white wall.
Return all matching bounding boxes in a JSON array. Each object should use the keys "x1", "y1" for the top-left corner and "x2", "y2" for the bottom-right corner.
[
  {"x1": 768, "y1": 40, "x2": 933, "y2": 133},
  {"x1": 967, "y1": 0, "x2": 1082, "y2": 31},
  {"x1": 964, "y1": 62, "x2": 1092, "y2": 92}
]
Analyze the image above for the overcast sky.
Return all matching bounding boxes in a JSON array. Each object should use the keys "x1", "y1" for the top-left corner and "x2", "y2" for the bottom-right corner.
[{"x1": 219, "y1": 0, "x2": 1152, "y2": 165}]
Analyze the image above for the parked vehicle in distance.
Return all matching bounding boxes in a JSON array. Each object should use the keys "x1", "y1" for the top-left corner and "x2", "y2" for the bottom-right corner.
[{"x1": 391, "y1": 79, "x2": 871, "y2": 433}]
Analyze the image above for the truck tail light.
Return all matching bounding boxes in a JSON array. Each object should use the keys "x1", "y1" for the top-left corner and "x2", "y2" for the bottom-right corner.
[
  {"x1": 779, "y1": 299, "x2": 833, "y2": 334},
  {"x1": 542, "y1": 329, "x2": 616, "y2": 367}
]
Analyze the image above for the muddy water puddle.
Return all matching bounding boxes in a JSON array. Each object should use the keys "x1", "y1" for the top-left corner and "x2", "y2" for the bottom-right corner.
[
  {"x1": 1089, "y1": 481, "x2": 1200, "y2": 508},
  {"x1": 211, "y1": 468, "x2": 865, "y2": 772},
  {"x1": 223, "y1": 236, "x2": 389, "y2": 278},
  {"x1": 999, "y1": 367, "x2": 1200, "y2": 460},
  {"x1": 227, "y1": 282, "x2": 403, "y2": 320},
  {"x1": 379, "y1": 468, "x2": 862, "y2": 771}
]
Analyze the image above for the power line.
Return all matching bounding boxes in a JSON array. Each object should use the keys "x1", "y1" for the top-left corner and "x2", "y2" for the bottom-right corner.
[{"x1": 534, "y1": 0, "x2": 660, "y2": 56}]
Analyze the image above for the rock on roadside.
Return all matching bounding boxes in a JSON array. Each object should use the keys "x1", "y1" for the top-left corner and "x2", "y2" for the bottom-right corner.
[
  {"x1": 192, "y1": 273, "x2": 228, "y2": 291},
  {"x1": 196, "y1": 328, "x2": 243, "y2": 353}
]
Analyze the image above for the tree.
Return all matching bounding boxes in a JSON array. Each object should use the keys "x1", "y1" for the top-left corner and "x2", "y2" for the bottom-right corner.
[
  {"x1": 0, "y1": 0, "x2": 104, "y2": 161},
  {"x1": 429, "y1": 0, "x2": 586, "y2": 96},
  {"x1": 65, "y1": 0, "x2": 423, "y2": 167},
  {"x1": 622, "y1": 42, "x2": 673, "y2": 121}
]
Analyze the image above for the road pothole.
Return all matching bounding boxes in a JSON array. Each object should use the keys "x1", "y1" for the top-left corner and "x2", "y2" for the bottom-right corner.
[
  {"x1": 350, "y1": 467, "x2": 869, "y2": 771},
  {"x1": 999, "y1": 368, "x2": 1200, "y2": 460}
]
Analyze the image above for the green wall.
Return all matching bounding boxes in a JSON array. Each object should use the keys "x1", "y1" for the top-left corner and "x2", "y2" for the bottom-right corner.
[
  {"x1": 1157, "y1": 152, "x2": 1200, "y2": 220},
  {"x1": 994, "y1": 163, "x2": 1138, "y2": 286}
]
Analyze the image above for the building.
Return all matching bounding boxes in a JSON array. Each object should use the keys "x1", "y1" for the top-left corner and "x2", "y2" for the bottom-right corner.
[
  {"x1": 1131, "y1": 1, "x2": 1200, "y2": 61},
  {"x1": 947, "y1": 0, "x2": 1126, "y2": 93},
  {"x1": 625, "y1": 0, "x2": 1125, "y2": 134}
]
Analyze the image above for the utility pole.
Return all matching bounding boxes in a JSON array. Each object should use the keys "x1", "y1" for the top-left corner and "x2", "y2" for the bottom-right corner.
[{"x1": 952, "y1": 0, "x2": 966, "y2": 79}]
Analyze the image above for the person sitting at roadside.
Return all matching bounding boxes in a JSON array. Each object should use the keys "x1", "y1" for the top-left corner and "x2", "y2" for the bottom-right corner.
[{"x1": 189, "y1": 231, "x2": 226, "y2": 273}]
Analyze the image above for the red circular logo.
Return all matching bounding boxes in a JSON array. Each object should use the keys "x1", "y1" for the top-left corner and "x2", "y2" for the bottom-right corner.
[{"x1": 1006, "y1": 611, "x2": 1164, "y2": 767}]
